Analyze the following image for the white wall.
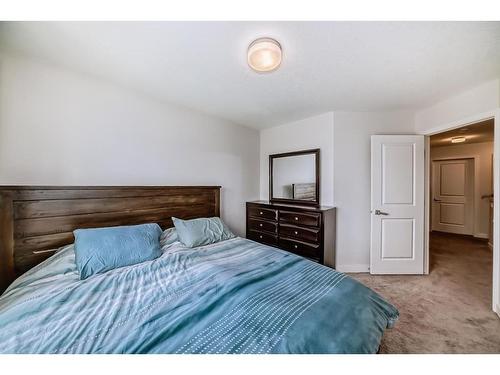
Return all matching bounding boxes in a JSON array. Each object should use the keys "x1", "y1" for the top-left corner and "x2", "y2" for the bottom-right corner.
[
  {"x1": 333, "y1": 111, "x2": 415, "y2": 272},
  {"x1": 259, "y1": 110, "x2": 415, "y2": 272},
  {"x1": 430, "y1": 142, "x2": 494, "y2": 238},
  {"x1": 0, "y1": 55, "x2": 260, "y2": 235},
  {"x1": 259, "y1": 112, "x2": 334, "y2": 205},
  {"x1": 415, "y1": 80, "x2": 500, "y2": 134}
]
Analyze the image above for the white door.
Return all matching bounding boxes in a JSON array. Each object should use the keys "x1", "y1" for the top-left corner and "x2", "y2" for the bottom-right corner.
[
  {"x1": 431, "y1": 159, "x2": 474, "y2": 235},
  {"x1": 370, "y1": 135, "x2": 425, "y2": 274}
]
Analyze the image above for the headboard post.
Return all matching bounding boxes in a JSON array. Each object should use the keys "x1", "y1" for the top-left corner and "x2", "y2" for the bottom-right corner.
[
  {"x1": 214, "y1": 188, "x2": 220, "y2": 217},
  {"x1": 0, "y1": 192, "x2": 15, "y2": 292}
]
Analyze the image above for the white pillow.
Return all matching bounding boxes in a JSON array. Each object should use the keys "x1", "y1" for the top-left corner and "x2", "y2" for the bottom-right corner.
[{"x1": 160, "y1": 227, "x2": 179, "y2": 247}]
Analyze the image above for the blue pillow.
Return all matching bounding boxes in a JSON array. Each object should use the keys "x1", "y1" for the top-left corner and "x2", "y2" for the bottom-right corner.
[
  {"x1": 74, "y1": 223, "x2": 163, "y2": 280},
  {"x1": 172, "y1": 217, "x2": 235, "y2": 247}
]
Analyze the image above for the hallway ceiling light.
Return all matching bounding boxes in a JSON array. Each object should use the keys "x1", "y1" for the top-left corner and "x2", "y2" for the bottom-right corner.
[
  {"x1": 247, "y1": 38, "x2": 282, "y2": 73},
  {"x1": 451, "y1": 136, "x2": 466, "y2": 143}
]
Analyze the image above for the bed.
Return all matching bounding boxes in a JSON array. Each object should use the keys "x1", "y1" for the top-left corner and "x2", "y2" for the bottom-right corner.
[{"x1": 0, "y1": 186, "x2": 398, "y2": 354}]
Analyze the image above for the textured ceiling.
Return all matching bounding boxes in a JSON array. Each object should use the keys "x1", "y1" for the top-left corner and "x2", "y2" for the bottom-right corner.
[{"x1": 1, "y1": 21, "x2": 499, "y2": 129}]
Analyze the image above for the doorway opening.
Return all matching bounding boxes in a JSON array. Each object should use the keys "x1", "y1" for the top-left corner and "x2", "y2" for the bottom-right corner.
[{"x1": 428, "y1": 119, "x2": 494, "y2": 292}]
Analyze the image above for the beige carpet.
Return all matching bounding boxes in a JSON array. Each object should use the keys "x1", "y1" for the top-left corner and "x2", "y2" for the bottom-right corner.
[{"x1": 350, "y1": 232, "x2": 500, "y2": 353}]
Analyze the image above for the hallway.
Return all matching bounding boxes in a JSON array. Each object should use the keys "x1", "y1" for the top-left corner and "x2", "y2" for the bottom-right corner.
[{"x1": 350, "y1": 232, "x2": 500, "y2": 353}]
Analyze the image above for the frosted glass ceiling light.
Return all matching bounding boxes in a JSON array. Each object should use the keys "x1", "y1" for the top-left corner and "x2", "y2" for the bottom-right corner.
[
  {"x1": 451, "y1": 136, "x2": 466, "y2": 143},
  {"x1": 247, "y1": 38, "x2": 282, "y2": 73}
]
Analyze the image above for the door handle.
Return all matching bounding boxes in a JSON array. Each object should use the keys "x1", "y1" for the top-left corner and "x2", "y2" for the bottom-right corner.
[
  {"x1": 374, "y1": 209, "x2": 389, "y2": 216},
  {"x1": 433, "y1": 198, "x2": 442, "y2": 202}
]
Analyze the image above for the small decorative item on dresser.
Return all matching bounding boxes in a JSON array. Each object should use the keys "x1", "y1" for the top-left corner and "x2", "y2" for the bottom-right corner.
[{"x1": 246, "y1": 200, "x2": 336, "y2": 268}]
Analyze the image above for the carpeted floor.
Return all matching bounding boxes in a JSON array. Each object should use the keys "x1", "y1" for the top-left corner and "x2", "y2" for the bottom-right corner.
[{"x1": 350, "y1": 232, "x2": 500, "y2": 353}]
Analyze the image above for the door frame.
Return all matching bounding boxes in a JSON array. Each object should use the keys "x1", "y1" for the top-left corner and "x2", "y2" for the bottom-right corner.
[
  {"x1": 431, "y1": 157, "x2": 479, "y2": 237},
  {"x1": 420, "y1": 109, "x2": 500, "y2": 315}
]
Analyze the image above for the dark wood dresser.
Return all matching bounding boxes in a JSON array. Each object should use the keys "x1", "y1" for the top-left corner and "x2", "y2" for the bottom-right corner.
[{"x1": 246, "y1": 200, "x2": 336, "y2": 268}]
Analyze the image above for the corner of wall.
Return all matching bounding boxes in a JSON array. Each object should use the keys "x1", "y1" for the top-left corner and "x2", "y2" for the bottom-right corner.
[{"x1": 258, "y1": 111, "x2": 335, "y2": 205}]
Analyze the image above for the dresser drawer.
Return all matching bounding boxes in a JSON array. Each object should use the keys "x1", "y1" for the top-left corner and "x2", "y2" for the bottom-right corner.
[
  {"x1": 246, "y1": 201, "x2": 336, "y2": 268},
  {"x1": 248, "y1": 230, "x2": 278, "y2": 247},
  {"x1": 279, "y1": 224, "x2": 319, "y2": 243},
  {"x1": 279, "y1": 237, "x2": 320, "y2": 260},
  {"x1": 248, "y1": 218, "x2": 277, "y2": 234},
  {"x1": 248, "y1": 206, "x2": 278, "y2": 221},
  {"x1": 279, "y1": 210, "x2": 320, "y2": 227}
]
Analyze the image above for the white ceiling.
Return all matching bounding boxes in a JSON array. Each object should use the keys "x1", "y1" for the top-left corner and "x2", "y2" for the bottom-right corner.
[{"x1": 1, "y1": 22, "x2": 499, "y2": 129}]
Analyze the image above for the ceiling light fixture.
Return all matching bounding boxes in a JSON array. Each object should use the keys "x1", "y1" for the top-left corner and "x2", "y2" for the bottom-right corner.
[
  {"x1": 451, "y1": 136, "x2": 466, "y2": 143},
  {"x1": 247, "y1": 38, "x2": 282, "y2": 73}
]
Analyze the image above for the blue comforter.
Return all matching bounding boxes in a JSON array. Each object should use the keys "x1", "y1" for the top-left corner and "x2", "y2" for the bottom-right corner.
[{"x1": 0, "y1": 237, "x2": 398, "y2": 354}]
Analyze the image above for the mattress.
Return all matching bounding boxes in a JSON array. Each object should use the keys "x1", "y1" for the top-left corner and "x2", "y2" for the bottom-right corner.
[{"x1": 0, "y1": 237, "x2": 398, "y2": 353}]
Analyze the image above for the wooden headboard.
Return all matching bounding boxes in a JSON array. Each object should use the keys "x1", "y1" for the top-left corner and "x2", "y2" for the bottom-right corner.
[{"x1": 0, "y1": 186, "x2": 221, "y2": 291}]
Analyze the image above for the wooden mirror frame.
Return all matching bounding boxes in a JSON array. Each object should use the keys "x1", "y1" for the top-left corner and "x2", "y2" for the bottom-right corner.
[{"x1": 269, "y1": 148, "x2": 320, "y2": 207}]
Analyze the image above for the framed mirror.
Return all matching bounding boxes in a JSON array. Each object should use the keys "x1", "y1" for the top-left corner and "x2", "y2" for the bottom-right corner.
[{"x1": 269, "y1": 148, "x2": 320, "y2": 206}]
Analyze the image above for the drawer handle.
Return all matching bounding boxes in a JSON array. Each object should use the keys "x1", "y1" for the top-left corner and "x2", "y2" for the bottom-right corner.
[
  {"x1": 259, "y1": 235, "x2": 263, "y2": 239},
  {"x1": 294, "y1": 231, "x2": 298, "y2": 235},
  {"x1": 294, "y1": 217, "x2": 299, "y2": 221},
  {"x1": 294, "y1": 244, "x2": 298, "y2": 249},
  {"x1": 259, "y1": 223, "x2": 263, "y2": 227}
]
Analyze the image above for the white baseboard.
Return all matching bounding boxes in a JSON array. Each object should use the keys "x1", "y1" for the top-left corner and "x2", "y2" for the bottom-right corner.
[
  {"x1": 336, "y1": 264, "x2": 370, "y2": 273},
  {"x1": 474, "y1": 233, "x2": 489, "y2": 239}
]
